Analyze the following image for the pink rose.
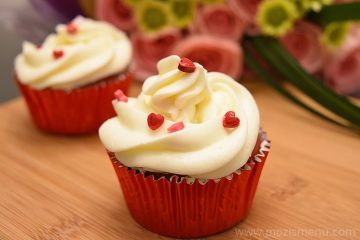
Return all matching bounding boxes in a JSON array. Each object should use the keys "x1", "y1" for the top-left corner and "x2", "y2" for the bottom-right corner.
[
  {"x1": 324, "y1": 25, "x2": 360, "y2": 95},
  {"x1": 196, "y1": 4, "x2": 246, "y2": 40},
  {"x1": 172, "y1": 35, "x2": 243, "y2": 79},
  {"x1": 131, "y1": 29, "x2": 183, "y2": 81},
  {"x1": 228, "y1": 0, "x2": 261, "y2": 24},
  {"x1": 280, "y1": 21, "x2": 325, "y2": 74},
  {"x1": 95, "y1": 0, "x2": 135, "y2": 32}
]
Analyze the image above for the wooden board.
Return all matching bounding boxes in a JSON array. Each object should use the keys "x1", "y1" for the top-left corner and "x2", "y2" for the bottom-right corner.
[{"x1": 0, "y1": 82, "x2": 359, "y2": 240}]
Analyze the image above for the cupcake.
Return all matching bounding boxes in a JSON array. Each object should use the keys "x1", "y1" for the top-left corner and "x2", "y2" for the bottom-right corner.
[
  {"x1": 99, "y1": 55, "x2": 270, "y2": 238},
  {"x1": 15, "y1": 16, "x2": 133, "y2": 134}
]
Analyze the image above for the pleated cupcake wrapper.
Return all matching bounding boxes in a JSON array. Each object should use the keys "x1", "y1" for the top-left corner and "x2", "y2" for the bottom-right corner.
[
  {"x1": 15, "y1": 72, "x2": 133, "y2": 135},
  {"x1": 108, "y1": 130, "x2": 270, "y2": 238}
]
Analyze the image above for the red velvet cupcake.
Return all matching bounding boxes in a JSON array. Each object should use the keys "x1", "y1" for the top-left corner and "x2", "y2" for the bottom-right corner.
[
  {"x1": 14, "y1": 16, "x2": 133, "y2": 134},
  {"x1": 99, "y1": 55, "x2": 270, "y2": 238}
]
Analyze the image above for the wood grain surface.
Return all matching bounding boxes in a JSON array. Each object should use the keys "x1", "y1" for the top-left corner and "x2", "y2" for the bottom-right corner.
[{"x1": 0, "y1": 82, "x2": 359, "y2": 240}]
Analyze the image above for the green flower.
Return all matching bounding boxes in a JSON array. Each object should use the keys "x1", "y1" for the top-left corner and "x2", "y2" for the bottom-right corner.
[
  {"x1": 322, "y1": 22, "x2": 350, "y2": 49},
  {"x1": 257, "y1": 0, "x2": 299, "y2": 37},
  {"x1": 169, "y1": 0, "x2": 196, "y2": 28},
  {"x1": 136, "y1": 1, "x2": 170, "y2": 33},
  {"x1": 299, "y1": 0, "x2": 333, "y2": 12}
]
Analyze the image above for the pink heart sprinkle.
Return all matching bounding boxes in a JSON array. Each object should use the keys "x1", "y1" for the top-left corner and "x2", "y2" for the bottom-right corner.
[
  {"x1": 178, "y1": 57, "x2": 196, "y2": 73},
  {"x1": 168, "y1": 121, "x2": 185, "y2": 133},
  {"x1": 53, "y1": 50, "x2": 64, "y2": 60},
  {"x1": 114, "y1": 89, "x2": 128, "y2": 102},
  {"x1": 66, "y1": 22, "x2": 78, "y2": 34},
  {"x1": 223, "y1": 111, "x2": 240, "y2": 128},
  {"x1": 147, "y1": 113, "x2": 165, "y2": 130}
]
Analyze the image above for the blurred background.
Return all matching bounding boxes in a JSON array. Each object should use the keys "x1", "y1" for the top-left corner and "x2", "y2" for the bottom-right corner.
[{"x1": 0, "y1": 1, "x2": 23, "y2": 102}]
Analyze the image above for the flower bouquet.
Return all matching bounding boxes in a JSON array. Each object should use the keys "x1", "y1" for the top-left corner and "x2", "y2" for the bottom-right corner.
[
  {"x1": 95, "y1": 0, "x2": 360, "y2": 130},
  {"x1": 4, "y1": 0, "x2": 360, "y2": 130}
]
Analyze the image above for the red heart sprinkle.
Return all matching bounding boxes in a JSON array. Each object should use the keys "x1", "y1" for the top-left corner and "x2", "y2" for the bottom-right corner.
[
  {"x1": 147, "y1": 113, "x2": 165, "y2": 130},
  {"x1": 114, "y1": 89, "x2": 128, "y2": 102},
  {"x1": 66, "y1": 22, "x2": 78, "y2": 34},
  {"x1": 53, "y1": 50, "x2": 64, "y2": 60},
  {"x1": 223, "y1": 111, "x2": 240, "y2": 128},
  {"x1": 178, "y1": 57, "x2": 196, "y2": 73},
  {"x1": 168, "y1": 121, "x2": 185, "y2": 133},
  {"x1": 36, "y1": 44, "x2": 42, "y2": 49}
]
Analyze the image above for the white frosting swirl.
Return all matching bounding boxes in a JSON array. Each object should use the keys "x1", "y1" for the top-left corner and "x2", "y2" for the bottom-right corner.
[
  {"x1": 15, "y1": 16, "x2": 132, "y2": 90},
  {"x1": 99, "y1": 55, "x2": 259, "y2": 179},
  {"x1": 138, "y1": 56, "x2": 210, "y2": 122}
]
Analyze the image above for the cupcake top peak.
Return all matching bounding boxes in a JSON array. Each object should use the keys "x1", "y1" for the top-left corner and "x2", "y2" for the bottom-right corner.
[
  {"x1": 99, "y1": 55, "x2": 260, "y2": 179},
  {"x1": 140, "y1": 55, "x2": 210, "y2": 122},
  {"x1": 15, "y1": 16, "x2": 132, "y2": 90}
]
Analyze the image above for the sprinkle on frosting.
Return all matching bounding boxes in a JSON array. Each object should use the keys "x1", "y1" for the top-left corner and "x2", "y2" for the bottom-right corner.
[
  {"x1": 167, "y1": 121, "x2": 185, "y2": 133},
  {"x1": 114, "y1": 89, "x2": 128, "y2": 102},
  {"x1": 178, "y1": 57, "x2": 196, "y2": 73},
  {"x1": 66, "y1": 22, "x2": 78, "y2": 34},
  {"x1": 223, "y1": 111, "x2": 240, "y2": 128},
  {"x1": 147, "y1": 113, "x2": 165, "y2": 130},
  {"x1": 52, "y1": 49, "x2": 64, "y2": 60}
]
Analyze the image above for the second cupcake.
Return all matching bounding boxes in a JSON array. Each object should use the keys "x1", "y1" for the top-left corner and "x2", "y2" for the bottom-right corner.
[{"x1": 15, "y1": 16, "x2": 133, "y2": 134}]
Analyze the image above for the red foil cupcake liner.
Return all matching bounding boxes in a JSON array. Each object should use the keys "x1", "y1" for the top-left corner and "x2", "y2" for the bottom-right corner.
[
  {"x1": 108, "y1": 131, "x2": 270, "y2": 238},
  {"x1": 15, "y1": 73, "x2": 133, "y2": 134}
]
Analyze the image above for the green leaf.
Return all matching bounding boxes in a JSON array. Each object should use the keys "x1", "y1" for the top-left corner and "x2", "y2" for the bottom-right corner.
[
  {"x1": 308, "y1": 2, "x2": 360, "y2": 25},
  {"x1": 243, "y1": 46, "x2": 355, "y2": 130},
  {"x1": 245, "y1": 36, "x2": 360, "y2": 128}
]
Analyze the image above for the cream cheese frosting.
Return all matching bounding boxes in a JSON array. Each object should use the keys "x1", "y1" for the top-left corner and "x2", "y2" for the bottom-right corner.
[
  {"x1": 15, "y1": 16, "x2": 132, "y2": 90},
  {"x1": 99, "y1": 55, "x2": 260, "y2": 179}
]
